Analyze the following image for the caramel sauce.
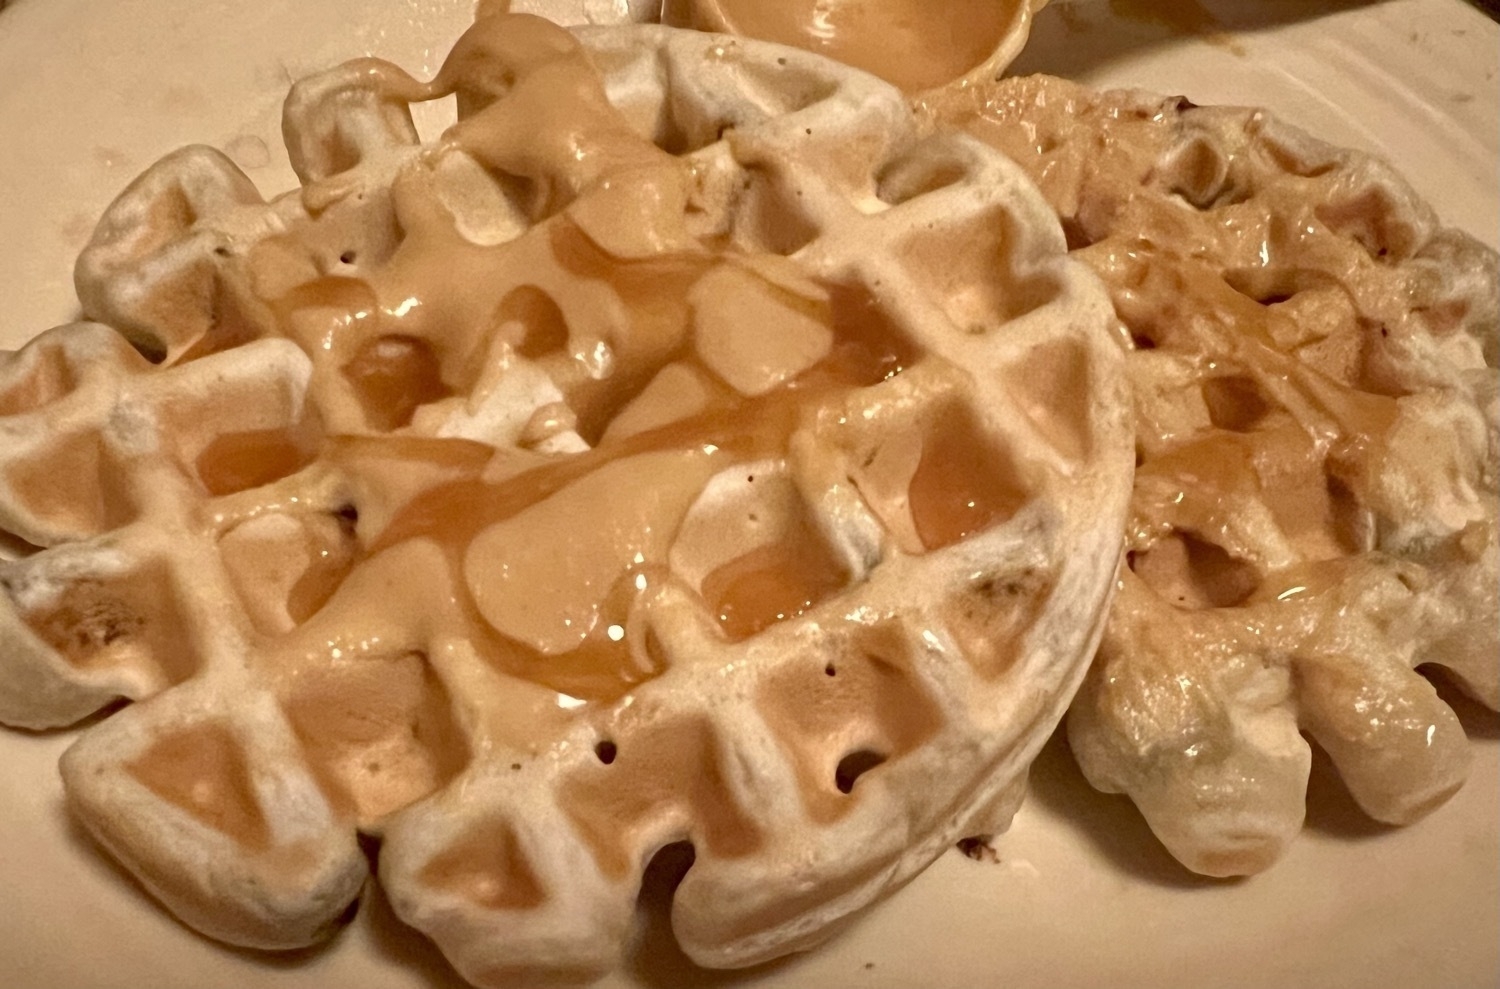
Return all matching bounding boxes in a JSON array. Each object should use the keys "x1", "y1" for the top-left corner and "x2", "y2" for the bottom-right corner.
[
  {"x1": 217, "y1": 511, "x2": 357, "y2": 636},
  {"x1": 341, "y1": 335, "x2": 452, "y2": 432},
  {"x1": 1130, "y1": 531, "x2": 1259, "y2": 610},
  {"x1": 126, "y1": 723, "x2": 270, "y2": 850},
  {"x1": 909, "y1": 403, "x2": 1028, "y2": 551},
  {"x1": 1251, "y1": 421, "x2": 1358, "y2": 561},
  {"x1": 329, "y1": 432, "x2": 498, "y2": 474},
  {"x1": 493, "y1": 284, "x2": 570, "y2": 360},
  {"x1": 347, "y1": 274, "x2": 914, "y2": 700},
  {"x1": 285, "y1": 515, "x2": 360, "y2": 625},
  {"x1": 1200, "y1": 375, "x2": 1272, "y2": 432},
  {"x1": 821, "y1": 280, "x2": 916, "y2": 384},
  {"x1": 364, "y1": 284, "x2": 910, "y2": 563},
  {"x1": 195, "y1": 427, "x2": 315, "y2": 497},
  {"x1": 701, "y1": 513, "x2": 850, "y2": 641}
]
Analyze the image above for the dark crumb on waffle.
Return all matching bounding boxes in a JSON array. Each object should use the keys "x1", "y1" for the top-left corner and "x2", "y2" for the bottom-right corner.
[{"x1": 957, "y1": 836, "x2": 1000, "y2": 863}]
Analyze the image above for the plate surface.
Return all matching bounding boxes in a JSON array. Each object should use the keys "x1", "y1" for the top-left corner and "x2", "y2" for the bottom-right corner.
[{"x1": 0, "y1": 1, "x2": 1496, "y2": 987}]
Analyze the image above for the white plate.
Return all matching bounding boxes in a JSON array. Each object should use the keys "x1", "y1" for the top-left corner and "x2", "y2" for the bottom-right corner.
[{"x1": 1, "y1": 2, "x2": 1496, "y2": 987}]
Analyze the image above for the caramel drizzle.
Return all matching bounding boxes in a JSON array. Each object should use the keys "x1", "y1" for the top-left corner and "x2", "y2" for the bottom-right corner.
[
  {"x1": 925, "y1": 81, "x2": 1406, "y2": 589},
  {"x1": 325, "y1": 281, "x2": 914, "y2": 704},
  {"x1": 169, "y1": 16, "x2": 939, "y2": 786}
]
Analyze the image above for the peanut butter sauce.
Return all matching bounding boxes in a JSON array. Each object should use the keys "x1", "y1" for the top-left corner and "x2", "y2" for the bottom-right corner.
[
  {"x1": 284, "y1": 515, "x2": 360, "y2": 625},
  {"x1": 663, "y1": 0, "x2": 1033, "y2": 92}
]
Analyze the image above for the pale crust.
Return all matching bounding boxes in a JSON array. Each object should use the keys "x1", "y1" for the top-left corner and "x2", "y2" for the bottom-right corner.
[
  {"x1": 0, "y1": 19, "x2": 1130, "y2": 986},
  {"x1": 924, "y1": 74, "x2": 1500, "y2": 877}
]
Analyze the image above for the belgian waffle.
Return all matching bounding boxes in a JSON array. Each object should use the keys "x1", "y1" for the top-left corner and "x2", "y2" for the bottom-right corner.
[
  {"x1": 0, "y1": 16, "x2": 1129, "y2": 985},
  {"x1": 925, "y1": 74, "x2": 1499, "y2": 877}
]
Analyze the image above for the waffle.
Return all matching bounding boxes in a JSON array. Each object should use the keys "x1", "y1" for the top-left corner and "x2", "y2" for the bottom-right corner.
[
  {"x1": 0, "y1": 15, "x2": 1130, "y2": 985},
  {"x1": 923, "y1": 75, "x2": 1500, "y2": 876}
]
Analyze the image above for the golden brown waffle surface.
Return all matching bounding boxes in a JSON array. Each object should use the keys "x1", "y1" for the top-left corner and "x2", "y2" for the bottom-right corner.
[
  {"x1": 924, "y1": 74, "x2": 1500, "y2": 877},
  {"x1": 0, "y1": 15, "x2": 1130, "y2": 986}
]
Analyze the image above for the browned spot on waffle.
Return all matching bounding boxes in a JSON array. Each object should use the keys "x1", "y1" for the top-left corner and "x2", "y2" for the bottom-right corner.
[
  {"x1": 1004, "y1": 336, "x2": 1094, "y2": 462},
  {"x1": 5, "y1": 433, "x2": 125, "y2": 537},
  {"x1": 419, "y1": 818, "x2": 546, "y2": 910},
  {"x1": 127, "y1": 723, "x2": 270, "y2": 850},
  {"x1": 758, "y1": 632, "x2": 944, "y2": 823},
  {"x1": 559, "y1": 717, "x2": 762, "y2": 878},
  {"x1": 0, "y1": 344, "x2": 75, "y2": 416},
  {"x1": 24, "y1": 563, "x2": 200, "y2": 683},
  {"x1": 941, "y1": 567, "x2": 1054, "y2": 680},
  {"x1": 280, "y1": 652, "x2": 469, "y2": 823}
]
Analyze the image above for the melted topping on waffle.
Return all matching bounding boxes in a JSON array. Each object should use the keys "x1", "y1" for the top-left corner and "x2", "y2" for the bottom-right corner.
[
  {"x1": 0, "y1": 14, "x2": 1132, "y2": 979},
  {"x1": 52, "y1": 14, "x2": 1039, "y2": 819},
  {"x1": 924, "y1": 73, "x2": 1499, "y2": 876}
]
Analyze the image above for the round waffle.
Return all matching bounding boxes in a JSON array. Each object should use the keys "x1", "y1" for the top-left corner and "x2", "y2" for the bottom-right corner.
[
  {"x1": 0, "y1": 15, "x2": 1129, "y2": 985},
  {"x1": 924, "y1": 74, "x2": 1499, "y2": 877}
]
